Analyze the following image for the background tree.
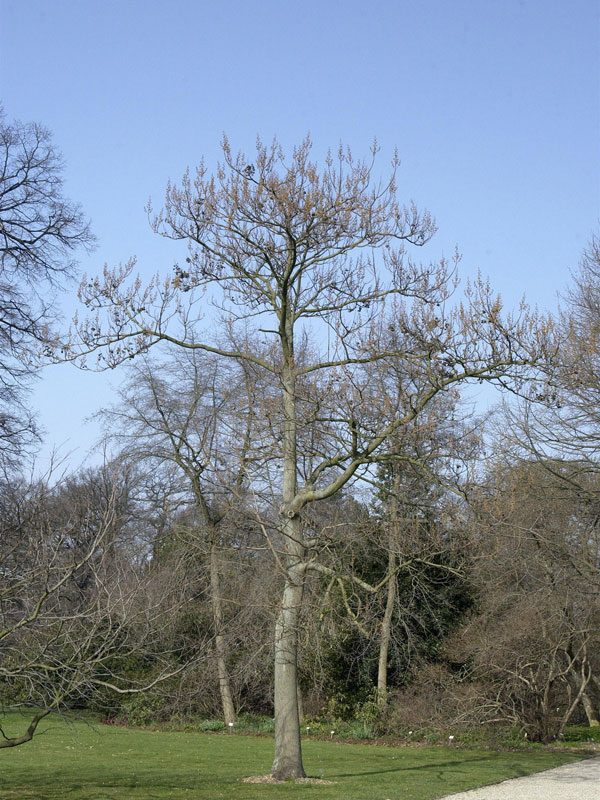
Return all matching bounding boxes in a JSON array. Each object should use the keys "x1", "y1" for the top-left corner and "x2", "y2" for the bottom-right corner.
[
  {"x1": 459, "y1": 234, "x2": 600, "y2": 735},
  {"x1": 99, "y1": 349, "x2": 263, "y2": 725},
  {"x1": 451, "y1": 458, "x2": 600, "y2": 740},
  {"x1": 0, "y1": 462, "x2": 196, "y2": 748},
  {"x1": 369, "y1": 388, "x2": 477, "y2": 708},
  {"x1": 71, "y1": 136, "x2": 553, "y2": 778},
  {"x1": 0, "y1": 109, "x2": 94, "y2": 468},
  {"x1": 296, "y1": 397, "x2": 475, "y2": 716}
]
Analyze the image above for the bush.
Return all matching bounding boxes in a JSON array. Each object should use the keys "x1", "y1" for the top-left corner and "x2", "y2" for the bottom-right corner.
[
  {"x1": 347, "y1": 722, "x2": 375, "y2": 739},
  {"x1": 120, "y1": 693, "x2": 172, "y2": 726},
  {"x1": 562, "y1": 725, "x2": 600, "y2": 744},
  {"x1": 197, "y1": 719, "x2": 225, "y2": 732}
]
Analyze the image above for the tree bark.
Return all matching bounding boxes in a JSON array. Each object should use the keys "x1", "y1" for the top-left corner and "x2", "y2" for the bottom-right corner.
[
  {"x1": 557, "y1": 657, "x2": 592, "y2": 740},
  {"x1": 272, "y1": 548, "x2": 306, "y2": 778},
  {"x1": 0, "y1": 709, "x2": 51, "y2": 748},
  {"x1": 297, "y1": 680, "x2": 304, "y2": 722},
  {"x1": 209, "y1": 538, "x2": 236, "y2": 725},
  {"x1": 581, "y1": 690, "x2": 600, "y2": 727},
  {"x1": 589, "y1": 674, "x2": 600, "y2": 725},
  {"x1": 378, "y1": 477, "x2": 400, "y2": 707},
  {"x1": 271, "y1": 351, "x2": 306, "y2": 780},
  {"x1": 377, "y1": 546, "x2": 396, "y2": 707}
]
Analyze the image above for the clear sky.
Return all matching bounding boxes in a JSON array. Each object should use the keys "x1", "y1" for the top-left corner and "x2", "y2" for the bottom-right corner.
[{"x1": 1, "y1": 0, "x2": 599, "y2": 470}]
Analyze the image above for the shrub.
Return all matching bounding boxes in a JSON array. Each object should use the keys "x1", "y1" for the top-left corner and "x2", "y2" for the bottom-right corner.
[
  {"x1": 197, "y1": 719, "x2": 225, "y2": 732},
  {"x1": 562, "y1": 725, "x2": 600, "y2": 744}
]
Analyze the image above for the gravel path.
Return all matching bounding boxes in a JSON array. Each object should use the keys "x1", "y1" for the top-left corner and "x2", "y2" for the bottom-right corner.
[{"x1": 438, "y1": 756, "x2": 600, "y2": 799}]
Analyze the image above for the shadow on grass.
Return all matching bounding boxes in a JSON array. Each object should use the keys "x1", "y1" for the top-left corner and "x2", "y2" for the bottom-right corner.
[{"x1": 335, "y1": 755, "x2": 518, "y2": 778}]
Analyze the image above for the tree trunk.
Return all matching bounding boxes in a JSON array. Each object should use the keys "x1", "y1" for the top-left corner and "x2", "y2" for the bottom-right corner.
[
  {"x1": 377, "y1": 547, "x2": 396, "y2": 707},
  {"x1": 0, "y1": 709, "x2": 51, "y2": 749},
  {"x1": 297, "y1": 680, "x2": 305, "y2": 722},
  {"x1": 272, "y1": 548, "x2": 306, "y2": 779},
  {"x1": 378, "y1": 478, "x2": 400, "y2": 707},
  {"x1": 589, "y1": 674, "x2": 600, "y2": 724},
  {"x1": 581, "y1": 690, "x2": 600, "y2": 727},
  {"x1": 557, "y1": 657, "x2": 592, "y2": 739},
  {"x1": 271, "y1": 352, "x2": 306, "y2": 780},
  {"x1": 209, "y1": 539, "x2": 236, "y2": 725}
]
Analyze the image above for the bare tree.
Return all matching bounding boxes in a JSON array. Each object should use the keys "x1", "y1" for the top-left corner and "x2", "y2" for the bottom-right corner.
[
  {"x1": 0, "y1": 109, "x2": 94, "y2": 468},
  {"x1": 453, "y1": 458, "x2": 600, "y2": 740},
  {"x1": 0, "y1": 463, "x2": 197, "y2": 748},
  {"x1": 469, "y1": 234, "x2": 600, "y2": 732},
  {"x1": 295, "y1": 399, "x2": 475, "y2": 713},
  {"x1": 98, "y1": 350, "x2": 261, "y2": 724},
  {"x1": 369, "y1": 389, "x2": 478, "y2": 707},
  {"x1": 69, "y1": 136, "x2": 553, "y2": 777}
]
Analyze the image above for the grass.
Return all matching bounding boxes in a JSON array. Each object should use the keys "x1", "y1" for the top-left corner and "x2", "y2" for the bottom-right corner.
[{"x1": 0, "y1": 711, "x2": 586, "y2": 800}]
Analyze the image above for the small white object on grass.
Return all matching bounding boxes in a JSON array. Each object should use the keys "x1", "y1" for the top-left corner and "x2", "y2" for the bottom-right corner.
[{"x1": 449, "y1": 735, "x2": 454, "y2": 741}]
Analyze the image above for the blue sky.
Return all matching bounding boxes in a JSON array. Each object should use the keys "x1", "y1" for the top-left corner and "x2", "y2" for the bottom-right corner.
[{"x1": 1, "y1": 0, "x2": 599, "y2": 469}]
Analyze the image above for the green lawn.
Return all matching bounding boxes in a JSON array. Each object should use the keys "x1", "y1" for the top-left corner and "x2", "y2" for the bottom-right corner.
[{"x1": 0, "y1": 712, "x2": 584, "y2": 800}]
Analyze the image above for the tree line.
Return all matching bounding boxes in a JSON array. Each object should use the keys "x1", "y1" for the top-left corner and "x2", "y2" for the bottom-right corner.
[{"x1": 1, "y1": 111, "x2": 598, "y2": 777}]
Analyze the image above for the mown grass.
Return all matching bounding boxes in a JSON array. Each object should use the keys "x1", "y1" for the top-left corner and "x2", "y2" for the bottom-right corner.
[{"x1": 0, "y1": 711, "x2": 584, "y2": 800}]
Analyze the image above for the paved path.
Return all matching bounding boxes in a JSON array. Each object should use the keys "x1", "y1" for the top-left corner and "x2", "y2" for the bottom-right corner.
[{"x1": 438, "y1": 756, "x2": 600, "y2": 799}]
